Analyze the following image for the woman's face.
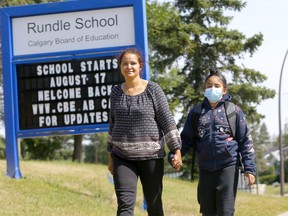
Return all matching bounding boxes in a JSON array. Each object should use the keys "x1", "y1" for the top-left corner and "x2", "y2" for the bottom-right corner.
[
  {"x1": 205, "y1": 75, "x2": 227, "y2": 94},
  {"x1": 120, "y1": 53, "x2": 142, "y2": 80}
]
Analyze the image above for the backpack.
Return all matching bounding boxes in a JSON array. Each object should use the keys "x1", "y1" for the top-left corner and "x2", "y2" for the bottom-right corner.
[{"x1": 190, "y1": 101, "x2": 240, "y2": 181}]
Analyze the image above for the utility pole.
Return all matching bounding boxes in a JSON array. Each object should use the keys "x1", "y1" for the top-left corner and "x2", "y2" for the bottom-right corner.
[{"x1": 278, "y1": 49, "x2": 288, "y2": 196}]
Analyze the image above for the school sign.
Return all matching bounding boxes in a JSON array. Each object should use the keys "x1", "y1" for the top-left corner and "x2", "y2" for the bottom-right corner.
[{"x1": 0, "y1": 0, "x2": 149, "y2": 178}]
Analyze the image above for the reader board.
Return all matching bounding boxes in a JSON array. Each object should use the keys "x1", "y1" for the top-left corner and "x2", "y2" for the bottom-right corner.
[{"x1": 0, "y1": 0, "x2": 149, "y2": 178}]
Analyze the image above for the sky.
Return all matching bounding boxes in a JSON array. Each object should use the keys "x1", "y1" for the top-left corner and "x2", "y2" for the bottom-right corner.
[
  {"x1": 222, "y1": 0, "x2": 288, "y2": 137},
  {"x1": 159, "y1": 0, "x2": 288, "y2": 137},
  {"x1": 1, "y1": 0, "x2": 288, "y2": 138}
]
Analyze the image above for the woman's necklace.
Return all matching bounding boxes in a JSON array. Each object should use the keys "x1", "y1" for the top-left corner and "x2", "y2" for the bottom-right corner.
[
  {"x1": 125, "y1": 84, "x2": 133, "y2": 115},
  {"x1": 126, "y1": 87, "x2": 132, "y2": 96},
  {"x1": 125, "y1": 82, "x2": 142, "y2": 115},
  {"x1": 125, "y1": 83, "x2": 142, "y2": 96}
]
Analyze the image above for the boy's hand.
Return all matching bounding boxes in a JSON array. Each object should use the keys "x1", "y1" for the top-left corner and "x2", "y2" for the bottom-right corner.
[
  {"x1": 171, "y1": 149, "x2": 182, "y2": 171},
  {"x1": 244, "y1": 173, "x2": 255, "y2": 186}
]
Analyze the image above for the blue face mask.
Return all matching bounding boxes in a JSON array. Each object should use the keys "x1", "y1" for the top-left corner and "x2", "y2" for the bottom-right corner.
[{"x1": 204, "y1": 87, "x2": 223, "y2": 103}]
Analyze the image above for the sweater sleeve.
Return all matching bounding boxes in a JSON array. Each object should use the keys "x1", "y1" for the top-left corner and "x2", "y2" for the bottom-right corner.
[
  {"x1": 151, "y1": 82, "x2": 181, "y2": 152},
  {"x1": 107, "y1": 85, "x2": 117, "y2": 152},
  {"x1": 235, "y1": 106, "x2": 256, "y2": 176}
]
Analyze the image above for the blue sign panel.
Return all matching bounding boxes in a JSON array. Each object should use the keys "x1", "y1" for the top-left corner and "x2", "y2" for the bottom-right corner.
[{"x1": 0, "y1": 0, "x2": 149, "y2": 178}]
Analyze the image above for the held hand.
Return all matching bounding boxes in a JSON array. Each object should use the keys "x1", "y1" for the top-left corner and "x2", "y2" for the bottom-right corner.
[
  {"x1": 171, "y1": 150, "x2": 182, "y2": 171},
  {"x1": 244, "y1": 173, "x2": 255, "y2": 186}
]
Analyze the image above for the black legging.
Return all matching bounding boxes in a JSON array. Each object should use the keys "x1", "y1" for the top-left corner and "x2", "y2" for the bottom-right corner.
[
  {"x1": 112, "y1": 154, "x2": 164, "y2": 216},
  {"x1": 198, "y1": 165, "x2": 239, "y2": 216}
]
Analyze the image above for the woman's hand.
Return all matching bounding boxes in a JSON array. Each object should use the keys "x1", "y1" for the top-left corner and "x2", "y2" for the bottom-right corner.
[
  {"x1": 171, "y1": 149, "x2": 182, "y2": 171},
  {"x1": 244, "y1": 173, "x2": 255, "y2": 186}
]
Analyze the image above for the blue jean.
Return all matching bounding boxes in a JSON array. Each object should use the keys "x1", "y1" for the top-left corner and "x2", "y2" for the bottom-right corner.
[{"x1": 112, "y1": 154, "x2": 164, "y2": 216}]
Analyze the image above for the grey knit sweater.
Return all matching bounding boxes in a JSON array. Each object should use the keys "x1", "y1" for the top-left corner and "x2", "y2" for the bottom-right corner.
[{"x1": 107, "y1": 81, "x2": 181, "y2": 160}]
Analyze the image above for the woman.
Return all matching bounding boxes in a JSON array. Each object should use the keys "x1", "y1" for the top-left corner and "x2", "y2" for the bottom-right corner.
[
  {"x1": 178, "y1": 68, "x2": 256, "y2": 216},
  {"x1": 107, "y1": 48, "x2": 182, "y2": 216}
]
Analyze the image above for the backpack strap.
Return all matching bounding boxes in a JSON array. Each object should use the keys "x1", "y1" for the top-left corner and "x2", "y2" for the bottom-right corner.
[
  {"x1": 224, "y1": 101, "x2": 243, "y2": 171},
  {"x1": 224, "y1": 101, "x2": 236, "y2": 138}
]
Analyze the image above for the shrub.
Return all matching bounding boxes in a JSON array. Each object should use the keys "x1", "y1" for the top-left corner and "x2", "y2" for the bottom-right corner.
[
  {"x1": 259, "y1": 174, "x2": 277, "y2": 185},
  {"x1": 0, "y1": 136, "x2": 5, "y2": 159}
]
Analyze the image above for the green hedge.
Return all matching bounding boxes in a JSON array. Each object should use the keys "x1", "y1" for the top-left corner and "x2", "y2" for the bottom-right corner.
[
  {"x1": 0, "y1": 137, "x2": 5, "y2": 159},
  {"x1": 259, "y1": 174, "x2": 277, "y2": 185}
]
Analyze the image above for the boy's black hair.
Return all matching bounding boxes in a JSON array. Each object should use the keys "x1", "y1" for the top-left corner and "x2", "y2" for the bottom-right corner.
[{"x1": 204, "y1": 68, "x2": 227, "y2": 88}]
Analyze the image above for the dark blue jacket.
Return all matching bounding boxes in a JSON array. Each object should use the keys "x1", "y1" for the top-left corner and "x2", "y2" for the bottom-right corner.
[{"x1": 180, "y1": 94, "x2": 256, "y2": 175}]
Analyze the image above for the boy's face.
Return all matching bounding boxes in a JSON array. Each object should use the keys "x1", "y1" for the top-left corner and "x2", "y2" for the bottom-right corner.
[{"x1": 205, "y1": 75, "x2": 227, "y2": 95}]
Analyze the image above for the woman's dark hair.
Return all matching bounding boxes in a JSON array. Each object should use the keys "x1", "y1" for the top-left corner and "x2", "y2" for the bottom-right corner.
[
  {"x1": 118, "y1": 48, "x2": 144, "y2": 69},
  {"x1": 204, "y1": 68, "x2": 227, "y2": 88}
]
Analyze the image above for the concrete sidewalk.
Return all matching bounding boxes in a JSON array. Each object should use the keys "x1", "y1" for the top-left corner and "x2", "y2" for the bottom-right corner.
[{"x1": 278, "y1": 212, "x2": 288, "y2": 216}]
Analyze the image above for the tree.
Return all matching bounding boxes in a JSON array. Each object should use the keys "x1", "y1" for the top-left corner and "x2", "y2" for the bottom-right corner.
[
  {"x1": 147, "y1": 0, "x2": 275, "y2": 179},
  {"x1": 251, "y1": 123, "x2": 273, "y2": 177},
  {"x1": 0, "y1": 136, "x2": 5, "y2": 159},
  {"x1": 282, "y1": 122, "x2": 288, "y2": 182},
  {"x1": 147, "y1": 1, "x2": 189, "y2": 112},
  {"x1": 283, "y1": 121, "x2": 288, "y2": 148},
  {"x1": 21, "y1": 136, "x2": 63, "y2": 160},
  {"x1": 147, "y1": 0, "x2": 275, "y2": 126},
  {"x1": 72, "y1": 134, "x2": 83, "y2": 162},
  {"x1": 84, "y1": 132, "x2": 109, "y2": 164}
]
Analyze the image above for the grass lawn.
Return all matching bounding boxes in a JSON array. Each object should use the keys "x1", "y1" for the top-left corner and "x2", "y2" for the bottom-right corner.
[{"x1": 0, "y1": 160, "x2": 287, "y2": 216}]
